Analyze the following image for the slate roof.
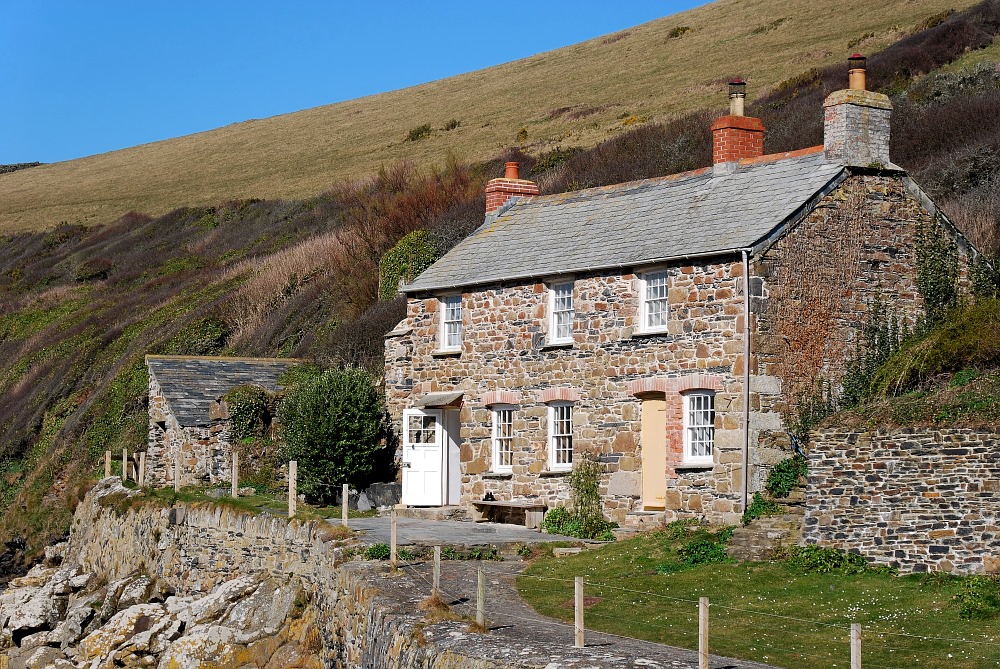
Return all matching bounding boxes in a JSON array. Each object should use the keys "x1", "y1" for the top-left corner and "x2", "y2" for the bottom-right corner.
[
  {"x1": 404, "y1": 150, "x2": 847, "y2": 293},
  {"x1": 146, "y1": 355, "x2": 298, "y2": 427}
]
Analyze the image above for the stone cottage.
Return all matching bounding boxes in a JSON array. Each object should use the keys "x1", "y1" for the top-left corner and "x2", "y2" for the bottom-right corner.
[
  {"x1": 145, "y1": 355, "x2": 297, "y2": 487},
  {"x1": 384, "y1": 57, "x2": 983, "y2": 526}
]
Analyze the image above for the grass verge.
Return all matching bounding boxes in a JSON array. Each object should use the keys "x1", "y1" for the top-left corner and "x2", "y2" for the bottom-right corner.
[{"x1": 517, "y1": 531, "x2": 1000, "y2": 669}]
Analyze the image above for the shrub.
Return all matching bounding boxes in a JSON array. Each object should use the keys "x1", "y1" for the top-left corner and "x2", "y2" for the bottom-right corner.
[
  {"x1": 570, "y1": 455, "x2": 618, "y2": 540},
  {"x1": 378, "y1": 230, "x2": 439, "y2": 300},
  {"x1": 442, "y1": 119, "x2": 461, "y2": 131},
  {"x1": 765, "y1": 455, "x2": 808, "y2": 498},
  {"x1": 365, "y1": 543, "x2": 391, "y2": 560},
  {"x1": 678, "y1": 535, "x2": 729, "y2": 567},
  {"x1": 667, "y1": 26, "x2": 690, "y2": 38},
  {"x1": 223, "y1": 385, "x2": 272, "y2": 442},
  {"x1": 741, "y1": 492, "x2": 783, "y2": 526},
  {"x1": 163, "y1": 316, "x2": 229, "y2": 356},
  {"x1": 279, "y1": 366, "x2": 391, "y2": 502},
  {"x1": 955, "y1": 575, "x2": 1000, "y2": 620},
  {"x1": 406, "y1": 124, "x2": 432, "y2": 142},
  {"x1": 74, "y1": 257, "x2": 112, "y2": 282},
  {"x1": 787, "y1": 545, "x2": 869, "y2": 575}
]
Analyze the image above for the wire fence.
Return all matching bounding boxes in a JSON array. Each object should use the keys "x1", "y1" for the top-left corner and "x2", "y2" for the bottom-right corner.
[{"x1": 389, "y1": 554, "x2": 1000, "y2": 669}]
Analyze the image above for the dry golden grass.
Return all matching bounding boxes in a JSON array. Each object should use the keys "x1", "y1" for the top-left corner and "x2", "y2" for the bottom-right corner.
[{"x1": 0, "y1": 0, "x2": 976, "y2": 233}]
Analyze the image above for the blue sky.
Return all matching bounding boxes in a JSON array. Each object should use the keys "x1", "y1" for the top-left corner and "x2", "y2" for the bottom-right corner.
[{"x1": 1, "y1": 1, "x2": 704, "y2": 164}]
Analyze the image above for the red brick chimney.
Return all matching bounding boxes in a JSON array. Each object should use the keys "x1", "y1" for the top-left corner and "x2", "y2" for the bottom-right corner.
[
  {"x1": 485, "y1": 162, "x2": 539, "y2": 214},
  {"x1": 711, "y1": 79, "x2": 765, "y2": 166}
]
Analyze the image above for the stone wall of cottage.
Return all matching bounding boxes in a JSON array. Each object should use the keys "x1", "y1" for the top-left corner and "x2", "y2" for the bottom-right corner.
[
  {"x1": 804, "y1": 427, "x2": 1000, "y2": 575},
  {"x1": 386, "y1": 262, "x2": 750, "y2": 525},
  {"x1": 146, "y1": 372, "x2": 234, "y2": 488},
  {"x1": 751, "y1": 173, "x2": 971, "y2": 483}
]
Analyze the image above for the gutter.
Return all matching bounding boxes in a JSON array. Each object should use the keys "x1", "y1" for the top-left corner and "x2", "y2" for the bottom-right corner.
[{"x1": 741, "y1": 248, "x2": 752, "y2": 513}]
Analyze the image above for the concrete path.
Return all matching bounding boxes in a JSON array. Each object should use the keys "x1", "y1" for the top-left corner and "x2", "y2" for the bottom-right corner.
[
  {"x1": 341, "y1": 516, "x2": 579, "y2": 545},
  {"x1": 356, "y1": 559, "x2": 781, "y2": 669}
]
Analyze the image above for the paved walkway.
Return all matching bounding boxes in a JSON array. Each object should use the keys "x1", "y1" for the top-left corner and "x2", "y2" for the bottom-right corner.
[
  {"x1": 343, "y1": 516, "x2": 578, "y2": 545},
  {"x1": 356, "y1": 559, "x2": 780, "y2": 669}
]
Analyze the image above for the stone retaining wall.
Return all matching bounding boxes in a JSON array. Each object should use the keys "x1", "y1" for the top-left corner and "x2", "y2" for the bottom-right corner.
[
  {"x1": 803, "y1": 428, "x2": 1000, "y2": 574},
  {"x1": 63, "y1": 480, "x2": 501, "y2": 668}
]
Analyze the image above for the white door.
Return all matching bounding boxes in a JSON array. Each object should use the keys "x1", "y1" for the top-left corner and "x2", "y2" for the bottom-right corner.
[{"x1": 401, "y1": 408, "x2": 444, "y2": 506}]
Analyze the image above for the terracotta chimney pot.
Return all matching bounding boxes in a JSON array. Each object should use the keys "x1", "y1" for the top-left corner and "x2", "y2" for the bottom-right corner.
[
  {"x1": 504, "y1": 161, "x2": 520, "y2": 179},
  {"x1": 848, "y1": 53, "x2": 867, "y2": 91}
]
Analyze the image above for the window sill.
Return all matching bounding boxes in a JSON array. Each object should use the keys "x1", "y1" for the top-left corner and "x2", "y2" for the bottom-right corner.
[
  {"x1": 541, "y1": 340, "x2": 573, "y2": 350},
  {"x1": 630, "y1": 328, "x2": 670, "y2": 339},
  {"x1": 539, "y1": 469, "x2": 571, "y2": 477},
  {"x1": 675, "y1": 463, "x2": 715, "y2": 472},
  {"x1": 483, "y1": 472, "x2": 512, "y2": 480},
  {"x1": 431, "y1": 349, "x2": 462, "y2": 358}
]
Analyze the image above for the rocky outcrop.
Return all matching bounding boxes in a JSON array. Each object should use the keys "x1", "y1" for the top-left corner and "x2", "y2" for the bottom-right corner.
[{"x1": 0, "y1": 556, "x2": 319, "y2": 669}]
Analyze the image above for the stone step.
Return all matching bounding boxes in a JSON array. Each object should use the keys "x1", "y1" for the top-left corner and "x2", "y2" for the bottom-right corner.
[
  {"x1": 391, "y1": 505, "x2": 471, "y2": 522},
  {"x1": 622, "y1": 510, "x2": 666, "y2": 530}
]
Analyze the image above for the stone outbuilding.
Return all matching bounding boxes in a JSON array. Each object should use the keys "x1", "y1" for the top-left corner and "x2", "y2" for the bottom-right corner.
[
  {"x1": 145, "y1": 355, "x2": 298, "y2": 487},
  {"x1": 384, "y1": 58, "x2": 985, "y2": 526}
]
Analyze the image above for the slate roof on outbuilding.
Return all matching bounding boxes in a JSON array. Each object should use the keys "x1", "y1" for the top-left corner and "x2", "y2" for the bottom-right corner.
[
  {"x1": 404, "y1": 149, "x2": 847, "y2": 293},
  {"x1": 146, "y1": 355, "x2": 298, "y2": 427}
]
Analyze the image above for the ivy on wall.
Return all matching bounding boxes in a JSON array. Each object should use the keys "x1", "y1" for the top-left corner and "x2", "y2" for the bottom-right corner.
[
  {"x1": 222, "y1": 385, "x2": 272, "y2": 442},
  {"x1": 915, "y1": 218, "x2": 959, "y2": 325},
  {"x1": 377, "y1": 230, "x2": 439, "y2": 301}
]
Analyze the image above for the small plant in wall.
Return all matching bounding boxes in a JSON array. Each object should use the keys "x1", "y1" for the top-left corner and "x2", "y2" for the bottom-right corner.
[{"x1": 765, "y1": 455, "x2": 808, "y2": 499}]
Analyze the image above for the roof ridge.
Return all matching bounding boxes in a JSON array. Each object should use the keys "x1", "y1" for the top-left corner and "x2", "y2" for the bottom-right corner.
[
  {"x1": 145, "y1": 354, "x2": 301, "y2": 363},
  {"x1": 514, "y1": 146, "x2": 830, "y2": 206}
]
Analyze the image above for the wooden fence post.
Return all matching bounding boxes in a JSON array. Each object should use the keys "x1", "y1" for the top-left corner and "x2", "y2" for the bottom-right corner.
[
  {"x1": 699, "y1": 597, "x2": 710, "y2": 669},
  {"x1": 342, "y1": 483, "x2": 349, "y2": 524},
  {"x1": 104, "y1": 451, "x2": 111, "y2": 479},
  {"x1": 390, "y1": 508, "x2": 398, "y2": 568},
  {"x1": 138, "y1": 452, "x2": 146, "y2": 486},
  {"x1": 231, "y1": 453, "x2": 239, "y2": 498},
  {"x1": 288, "y1": 461, "x2": 297, "y2": 518},
  {"x1": 851, "y1": 623, "x2": 862, "y2": 669},
  {"x1": 574, "y1": 576, "x2": 585, "y2": 648},
  {"x1": 477, "y1": 566, "x2": 486, "y2": 628},
  {"x1": 173, "y1": 451, "x2": 180, "y2": 492},
  {"x1": 433, "y1": 546, "x2": 441, "y2": 598}
]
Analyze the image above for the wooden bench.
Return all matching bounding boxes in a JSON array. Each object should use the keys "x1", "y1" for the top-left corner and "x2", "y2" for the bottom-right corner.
[{"x1": 470, "y1": 500, "x2": 547, "y2": 529}]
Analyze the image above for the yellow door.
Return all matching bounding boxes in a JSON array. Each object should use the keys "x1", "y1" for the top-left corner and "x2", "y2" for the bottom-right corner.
[{"x1": 640, "y1": 398, "x2": 667, "y2": 510}]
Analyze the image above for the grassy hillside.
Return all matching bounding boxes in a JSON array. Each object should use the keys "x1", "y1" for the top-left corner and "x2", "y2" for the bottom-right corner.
[
  {"x1": 1, "y1": 1, "x2": 999, "y2": 568},
  {"x1": 0, "y1": 0, "x2": 975, "y2": 233}
]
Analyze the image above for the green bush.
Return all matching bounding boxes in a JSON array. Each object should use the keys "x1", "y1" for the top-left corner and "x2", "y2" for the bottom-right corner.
[
  {"x1": 365, "y1": 543, "x2": 391, "y2": 560},
  {"x1": 163, "y1": 316, "x2": 230, "y2": 356},
  {"x1": 787, "y1": 545, "x2": 869, "y2": 575},
  {"x1": 765, "y1": 455, "x2": 808, "y2": 498},
  {"x1": 741, "y1": 492, "x2": 783, "y2": 525},
  {"x1": 540, "y1": 456, "x2": 618, "y2": 540},
  {"x1": 955, "y1": 575, "x2": 1000, "y2": 620},
  {"x1": 406, "y1": 124, "x2": 432, "y2": 142},
  {"x1": 678, "y1": 536, "x2": 728, "y2": 567},
  {"x1": 378, "y1": 230, "x2": 439, "y2": 300},
  {"x1": 223, "y1": 385, "x2": 271, "y2": 441},
  {"x1": 279, "y1": 366, "x2": 390, "y2": 503}
]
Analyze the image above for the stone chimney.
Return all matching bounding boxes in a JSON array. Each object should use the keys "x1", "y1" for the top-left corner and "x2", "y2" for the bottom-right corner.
[
  {"x1": 485, "y1": 162, "x2": 539, "y2": 214},
  {"x1": 824, "y1": 54, "x2": 892, "y2": 166},
  {"x1": 711, "y1": 79, "x2": 765, "y2": 168}
]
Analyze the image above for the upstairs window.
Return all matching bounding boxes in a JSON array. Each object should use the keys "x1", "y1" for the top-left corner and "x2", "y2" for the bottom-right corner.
[
  {"x1": 549, "y1": 282, "x2": 574, "y2": 344},
  {"x1": 640, "y1": 270, "x2": 669, "y2": 333},
  {"x1": 548, "y1": 402, "x2": 573, "y2": 471},
  {"x1": 683, "y1": 391, "x2": 715, "y2": 465},
  {"x1": 492, "y1": 406, "x2": 515, "y2": 473},
  {"x1": 440, "y1": 295, "x2": 462, "y2": 351}
]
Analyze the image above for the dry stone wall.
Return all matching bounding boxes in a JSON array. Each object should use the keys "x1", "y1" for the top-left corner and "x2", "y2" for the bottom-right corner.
[
  {"x1": 63, "y1": 479, "x2": 508, "y2": 669},
  {"x1": 803, "y1": 427, "x2": 1000, "y2": 574}
]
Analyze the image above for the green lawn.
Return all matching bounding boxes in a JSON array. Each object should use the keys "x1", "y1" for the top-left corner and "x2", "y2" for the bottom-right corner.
[{"x1": 517, "y1": 532, "x2": 1000, "y2": 669}]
